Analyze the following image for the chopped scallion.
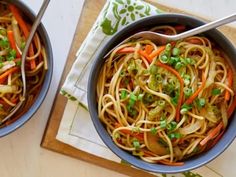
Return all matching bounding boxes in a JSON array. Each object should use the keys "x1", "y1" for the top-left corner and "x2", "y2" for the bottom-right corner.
[
  {"x1": 172, "y1": 47, "x2": 180, "y2": 56},
  {"x1": 120, "y1": 90, "x2": 127, "y2": 99},
  {"x1": 212, "y1": 88, "x2": 221, "y2": 95},
  {"x1": 132, "y1": 139, "x2": 140, "y2": 150},
  {"x1": 150, "y1": 127, "x2": 157, "y2": 135}
]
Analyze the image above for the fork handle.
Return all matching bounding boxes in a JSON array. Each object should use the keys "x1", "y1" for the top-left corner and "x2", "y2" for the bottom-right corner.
[{"x1": 172, "y1": 13, "x2": 236, "y2": 40}]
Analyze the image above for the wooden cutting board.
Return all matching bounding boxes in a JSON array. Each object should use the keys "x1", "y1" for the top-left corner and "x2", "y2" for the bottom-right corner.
[{"x1": 41, "y1": 0, "x2": 236, "y2": 176}]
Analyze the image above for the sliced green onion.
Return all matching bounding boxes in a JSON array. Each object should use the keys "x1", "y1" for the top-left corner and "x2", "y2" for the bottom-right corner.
[
  {"x1": 114, "y1": 132, "x2": 120, "y2": 139},
  {"x1": 184, "y1": 87, "x2": 192, "y2": 97},
  {"x1": 160, "y1": 54, "x2": 169, "y2": 63},
  {"x1": 16, "y1": 61, "x2": 21, "y2": 66},
  {"x1": 138, "y1": 94, "x2": 144, "y2": 101},
  {"x1": 120, "y1": 90, "x2": 127, "y2": 99},
  {"x1": 132, "y1": 139, "x2": 140, "y2": 150},
  {"x1": 183, "y1": 74, "x2": 191, "y2": 85},
  {"x1": 196, "y1": 98, "x2": 206, "y2": 108},
  {"x1": 166, "y1": 121, "x2": 177, "y2": 131},
  {"x1": 175, "y1": 62, "x2": 183, "y2": 70},
  {"x1": 165, "y1": 43, "x2": 172, "y2": 51},
  {"x1": 7, "y1": 49, "x2": 16, "y2": 61},
  {"x1": 20, "y1": 42, "x2": 26, "y2": 50},
  {"x1": 169, "y1": 56, "x2": 180, "y2": 65},
  {"x1": 119, "y1": 70, "x2": 125, "y2": 77},
  {"x1": 155, "y1": 74, "x2": 163, "y2": 83},
  {"x1": 172, "y1": 48, "x2": 180, "y2": 56},
  {"x1": 157, "y1": 99, "x2": 165, "y2": 107},
  {"x1": 171, "y1": 92, "x2": 179, "y2": 106},
  {"x1": 144, "y1": 93, "x2": 154, "y2": 103},
  {"x1": 212, "y1": 88, "x2": 221, "y2": 95},
  {"x1": 185, "y1": 57, "x2": 195, "y2": 65},
  {"x1": 0, "y1": 37, "x2": 9, "y2": 48},
  {"x1": 180, "y1": 103, "x2": 192, "y2": 114},
  {"x1": 160, "y1": 119, "x2": 167, "y2": 128},
  {"x1": 158, "y1": 138, "x2": 168, "y2": 147},
  {"x1": 168, "y1": 132, "x2": 182, "y2": 139},
  {"x1": 150, "y1": 127, "x2": 157, "y2": 135},
  {"x1": 149, "y1": 65, "x2": 158, "y2": 75}
]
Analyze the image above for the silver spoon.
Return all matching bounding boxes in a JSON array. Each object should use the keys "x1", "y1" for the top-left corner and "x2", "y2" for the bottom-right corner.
[
  {"x1": 104, "y1": 13, "x2": 236, "y2": 58},
  {"x1": 1, "y1": 0, "x2": 50, "y2": 124}
]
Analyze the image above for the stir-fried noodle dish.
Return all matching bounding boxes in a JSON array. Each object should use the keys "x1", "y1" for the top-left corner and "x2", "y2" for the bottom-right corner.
[
  {"x1": 97, "y1": 25, "x2": 236, "y2": 165},
  {"x1": 0, "y1": 2, "x2": 47, "y2": 126}
]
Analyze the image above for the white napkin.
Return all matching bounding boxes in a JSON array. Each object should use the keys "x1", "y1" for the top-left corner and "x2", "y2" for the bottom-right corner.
[{"x1": 60, "y1": 0, "x2": 162, "y2": 107}]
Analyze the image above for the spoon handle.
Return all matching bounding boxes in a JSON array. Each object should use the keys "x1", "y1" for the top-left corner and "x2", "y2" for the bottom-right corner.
[
  {"x1": 21, "y1": 0, "x2": 50, "y2": 98},
  {"x1": 173, "y1": 13, "x2": 236, "y2": 40}
]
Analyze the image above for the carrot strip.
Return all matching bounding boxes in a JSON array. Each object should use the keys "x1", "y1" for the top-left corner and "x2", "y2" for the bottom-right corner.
[
  {"x1": 225, "y1": 67, "x2": 233, "y2": 101},
  {"x1": 145, "y1": 44, "x2": 153, "y2": 55},
  {"x1": 9, "y1": 5, "x2": 36, "y2": 70},
  {"x1": 227, "y1": 94, "x2": 236, "y2": 117},
  {"x1": 156, "y1": 61, "x2": 184, "y2": 122},
  {"x1": 149, "y1": 46, "x2": 166, "y2": 59},
  {"x1": 7, "y1": 30, "x2": 21, "y2": 58},
  {"x1": 185, "y1": 75, "x2": 206, "y2": 104},
  {"x1": 9, "y1": 5, "x2": 29, "y2": 37},
  {"x1": 138, "y1": 50, "x2": 152, "y2": 63},
  {"x1": 117, "y1": 47, "x2": 135, "y2": 54},
  {"x1": 208, "y1": 130, "x2": 224, "y2": 149},
  {"x1": 200, "y1": 122, "x2": 223, "y2": 146},
  {"x1": 115, "y1": 123, "x2": 144, "y2": 141},
  {"x1": 0, "y1": 67, "x2": 19, "y2": 84}
]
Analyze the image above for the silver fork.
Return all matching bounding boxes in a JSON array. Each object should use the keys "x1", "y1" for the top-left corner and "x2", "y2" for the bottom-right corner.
[{"x1": 104, "y1": 13, "x2": 236, "y2": 58}]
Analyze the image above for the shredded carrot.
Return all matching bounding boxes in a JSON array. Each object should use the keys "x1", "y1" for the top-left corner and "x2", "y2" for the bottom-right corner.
[
  {"x1": 225, "y1": 66, "x2": 233, "y2": 101},
  {"x1": 200, "y1": 122, "x2": 223, "y2": 146},
  {"x1": 159, "y1": 160, "x2": 184, "y2": 166},
  {"x1": 149, "y1": 45, "x2": 166, "y2": 59},
  {"x1": 145, "y1": 44, "x2": 153, "y2": 55},
  {"x1": 8, "y1": 5, "x2": 29, "y2": 37},
  {"x1": 138, "y1": 50, "x2": 152, "y2": 63},
  {"x1": 117, "y1": 47, "x2": 135, "y2": 54},
  {"x1": 208, "y1": 130, "x2": 224, "y2": 149},
  {"x1": 0, "y1": 67, "x2": 19, "y2": 84},
  {"x1": 9, "y1": 5, "x2": 36, "y2": 70},
  {"x1": 227, "y1": 94, "x2": 236, "y2": 117},
  {"x1": 7, "y1": 30, "x2": 21, "y2": 58},
  {"x1": 115, "y1": 123, "x2": 144, "y2": 141},
  {"x1": 156, "y1": 61, "x2": 184, "y2": 122},
  {"x1": 185, "y1": 75, "x2": 206, "y2": 105}
]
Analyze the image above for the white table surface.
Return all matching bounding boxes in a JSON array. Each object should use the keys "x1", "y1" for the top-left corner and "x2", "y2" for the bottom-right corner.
[{"x1": 0, "y1": 1, "x2": 235, "y2": 177}]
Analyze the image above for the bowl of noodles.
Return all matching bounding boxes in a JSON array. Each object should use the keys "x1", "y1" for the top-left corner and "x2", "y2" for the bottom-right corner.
[
  {"x1": 0, "y1": 0, "x2": 52, "y2": 137},
  {"x1": 88, "y1": 14, "x2": 236, "y2": 173}
]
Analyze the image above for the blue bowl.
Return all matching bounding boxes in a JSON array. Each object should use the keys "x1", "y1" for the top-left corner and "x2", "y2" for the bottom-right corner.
[
  {"x1": 0, "y1": 0, "x2": 53, "y2": 137},
  {"x1": 87, "y1": 14, "x2": 236, "y2": 173}
]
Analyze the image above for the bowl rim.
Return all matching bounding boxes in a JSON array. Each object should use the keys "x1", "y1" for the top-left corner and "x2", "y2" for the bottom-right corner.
[
  {"x1": 87, "y1": 13, "x2": 236, "y2": 173},
  {"x1": 0, "y1": 0, "x2": 53, "y2": 137}
]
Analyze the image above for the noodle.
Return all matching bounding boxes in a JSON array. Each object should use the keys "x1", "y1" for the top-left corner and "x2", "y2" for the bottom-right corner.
[
  {"x1": 97, "y1": 25, "x2": 236, "y2": 165},
  {"x1": 0, "y1": 2, "x2": 47, "y2": 125}
]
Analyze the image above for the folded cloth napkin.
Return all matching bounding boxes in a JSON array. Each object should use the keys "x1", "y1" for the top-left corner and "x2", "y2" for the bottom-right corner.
[{"x1": 60, "y1": 0, "x2": 162, "y2": 107}]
